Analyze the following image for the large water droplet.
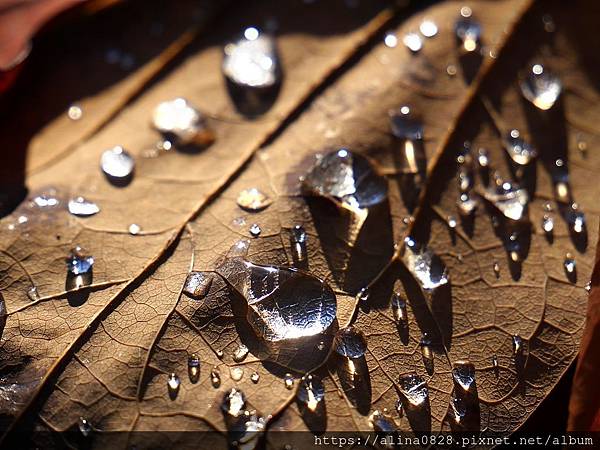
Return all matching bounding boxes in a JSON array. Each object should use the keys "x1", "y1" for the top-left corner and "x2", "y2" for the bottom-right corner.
[
  {"x1": 334, "y1": 326, "x2": 367, "y2": 359},
  {"x1": 483, "y1": 182, "x2": 529, "y2": 221},
  {"x1": 237, "y1": 188, "x2": 272, "y2": 212},
  {"x1": 403, "y1": 240, "x2": 449, "y2": 291},
  {"x1": 455, "y1": 11, "x2": 481, "y2": 52},
  {"x1": 452, "y1": 361, "x2": 476, "y2": 392},
  {"x1": 167, "y1": 373, "x2": 180, "y2": 399},
  {"x1": 68, "y1": 197, "x2": 100, "y2": 217},
  {"x1": 302, "y1": 149, "x2": 387, "y2": 212},
  {"x1": 222, "y1": 388, "x2": 247, "y2": 417},
  {"x1": 542, "y1": 214, "x2": 554, "y2": 234},
  {"x1": 398, "y1": 373, "x2": 429, "y2": 407},
  {"x1": 223, "y1": 27, "x2": 280, "y2": 88},
  {"x1": 100, "y1": 146, "x2": 134, "y2": 182},
  {"x1": 297, "y1": 374, "x2": 324, "y2": 412},
  {"x1": 502, "y1": 130, "x2": 537, "y2": 165},
  {"x1": 519, "y1": 64, "x2": 562, "y2": 110},
  {"x1": 233, "y1": 344, "x2": 249, "y2": 363},
  {"x1": 78, "y1": 417, "x2": 92, "y2": 437},
  {"x1": 216, "y1": 242, "x2": 336, "y2": 342},
  {"x1": 152, "y1": 98, "x2": 213, "y2": 146},
  {"x1": 188, "y1": 353, "x2": 200, "y2": 383},
  {"x1": 65, "y1": 246, "x2": 94, "y2": 276},
  {"x1": 183, "y1": 271, "x2": 213, "y2": 300}
]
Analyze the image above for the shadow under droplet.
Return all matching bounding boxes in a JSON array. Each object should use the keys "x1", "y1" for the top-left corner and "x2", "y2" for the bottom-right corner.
[
  {"x1": 401, "y1": 395, "x2": 431, "y2": 435},
  {"x1": 225, "y1": 78, "x2": 282, "y2": 118},
  {"x1": 336, "y1": 355, "x2": 371, "y2": 416},
  {"x1": 458, "y1": 50, "x2": 483, "y2": 84},
  {"x1": 297, "y1": 396, "x2": 327, "y2": 435},
  {"x1": 65, "y1": 272, "x2": 92, "y2": 306},
  {"x1": 104, "y1": 172, "x2": 133, "y2": 188}
]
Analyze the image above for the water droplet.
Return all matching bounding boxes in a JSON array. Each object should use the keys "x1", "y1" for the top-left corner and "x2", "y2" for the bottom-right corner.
[
  {"x1": 493, "y1": 261, "x2": 500, "y2": 277},
  {"x1": 152, "y1": 98, "x2": 213, "y2": 146},
  {"x1": 403, "y1": 241, "x2": 449, "y2": 291},
  {"x1": 384, "y1": 32, "x2": 398, "y2": 48},
  {"x1": 183, "y1": 271, "x2": 213, "y2": 300},
  {"x1": 568, "y1": 203, "x2": 585, "y2": 234},
  {"x1": 457, "y1": 192, "x2": 478, "y2": 216},
  {"x1": 233, "y1": 344, "x2": 249, "y2": 362},
  {"x1": 101, "y1": 146, "x2": 134, "y2": 181},
  {"x1": 78, "y1": 417, "x2": 92, "y2": 437},
  {"x1": 290, "y1": 225, "x2": 307, "y2": 267},
  {"x1": 335, "y1": 326, "x2": 367, "y2": 359},
  {"x1": 492, "y1": 354, "x2": 498, "y2": 370},
  {"x1": 512, "y1": 334, "x2": 523, "y2": 357},
  {"x1": 506, "y1": 233, "x2": 521, "y2": 262},
  {"x1": 297, "y1": 374, "x2": 324, "y2": 411},
  {"x1": 65, "y1": 246, "x2": 94, "y2": 275},
  {"x1": 391, "y1": 293, "x2": 407, "y2": 325},
  {"x1": 452, "y1": 361, "x2": 475, "y2": 392},
  {"x1": 564, "y1": 253, "x2": 576, "y2": 274},
  {"x1": 455, "y1": 12, "x2": 481, "y2": 52},
  {"x1": 395, "y1": 399, "x2": 403, "y2": 417},
  {"x1": 503, "y1": 130, "x2": 537, "y2": 165},
  {"x1": 542, "y1": 214, "x2": 554, "y2": 233},
  {"x1": 32, "y1": 193, "x2": 59, "y2": 208},
  {"x1": 188, "y1": 354, "x2": 200, "y2": 383},
  {"x1": 577, "y1": 134, "x2": 588, "y2": 155},
  {"x1": 250, "y1": 371, "x2": 260, "y2": 383},
  {"x1": 477, "y1": 148, "x2": 489, "y2": 168},
  {"x1": 389, "y1": 106, "x2": 424, "y2": 140},
  {"x1": 419, "y1": 19, "x2": 438, "y2": 38},
  {"x1": 458, "y1": 168, "x2": 472, "y2": 192},
  {"x1": 27, "y1": 286, "x2": 39, "y2": 301},
  {"x1": 284, "y1": 373, "x2": 294, "y2": 390},
  {"x1": 237, "y1": 188, "x2": 272, "y2": 212},
  {"x1": 230, "y1": 367, "x2": 244, "y2": 381},
  {"x1": 357, "y1": 287, "x2": 369, "y2": 302},
  {"x1": 223, "y1": 27, "x2": 280, "y2": 88},
  {"x1": 68, "y1": 197, "x2": 100, "y2": 217},
  {"x1": 249, "y1": 223, "x2": 261, "y2": 237},
  {"x1": 447, "y1": 64, "x2": 457, "y2": 76},
  {"x1": 216, "y1": 242, "x2": 337, "y2": 343},
  {"x1": 585, "y1": 281, "x2": 591, "y2": 293},
  {"x1": 211, "y1": 367, "x2": 221, "y2": 387},
  {"x1": 216, "y1": 349, "x2": 224, "y2": 359},
  {"x1": 483, "y1": 183, "x2": 529, "y2": 222},
  {"x1": 520, "y1": 64, "x2": 561, "y2": 110},
  {"x1": 369, "y1": 410, "x2": 396, "y2": 432},
  {"x1": 302, "y1": 149, "x2": 387, "y2": 211},
  {"x1": 128, "y1": 223, "x2": 141, "y2": 235},
  {"x1": 403, "y1": 32, "x2": 423, "y2": 53},
  {"x1": 448, "y1": 215, "x2": 458, "y2": 229},
  {"x1": 398, "y1": 373, "x2": 429, "y2": 407},
  {"x1": 420, "y1": 333, "x2": 433, "y2": 362},
  {"x1": 167, "y1": 373, "x2": 180, "y2": 399},
  {"x1": 67, "y1": 104, "x2": 83, "y2": 121},
  {"x1": 317, "y1": 341, "x2": 326, "y2": 351},
  {"x1": 222, "y1": 388, "x2": 247, "y2": 417},
  {"x1": 542, "y1": 14, "x2": 556, "y2": 32}
]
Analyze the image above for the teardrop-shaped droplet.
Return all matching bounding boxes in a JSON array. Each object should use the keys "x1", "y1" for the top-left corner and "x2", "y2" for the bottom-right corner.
[
  {"x1": 568, "y1": 203, "x2": 585, "y2": 234},
  {"x1": 211, "y1": 367, "x2": 221, "y2": 388},
  {"x1": 391, "y1": 293, "x2": 407, "y2": 325},
  {"x1": 188, "y1": 353, "x2": 200, "y2": 383},
  {"x1": 216, "y1": 242, "x2": 336, "y2": 343},
  {"x1": 334, "y1": 326, "x2": 367, "y2": 359},
  {"x1": 27, "y1": 286, "x2": 39, "y2": 301},
  {"x1": 222, "y1": 388, "x2": 247, "y2": 417},
  {"x1": 448, "y1": 215, "x2": 458, "y2": 229},
  {"x1": 477, "y1": 148, "x2": 489, "y2": 168},
  {"x1": 223, "y1": 27, "x2": 280, "y2": 88},
  {"x1": 290, "y1": 225, "x2": 307, "y2": 266},
  {"x1": 458, "y1": 167, "x2": 473, "y2": 192},
  {"x1": 100, "y1": 146, "x2": 134, "y2": 181},
  {"x1": 68, "y1": 197, "x2": 100, "y2": 217},
  {"x1": 457, "y1": 192, "x2": 478, "y2": 216},
  {"x1": 369, "y1": 410, "x2": 397, "y2": 432},
  {"x1": 502, "y1": 130, "x2": 537, "y2": 165},
  {"x1": 297, "y1": 374, "x2": 324, "y2": 412},
  {"x1": 389, "y1": 106, "x2": 423, "y2": 141},
  {"x1": 542, "y1": 214, "x2": 554, "y2": 233},
  {"x1": 507, "y1": 232, "x2": 521, "y2": 263},
  {"x1": 65, "y1": 246, "x2": 94, "y2": 275},
  {"x1": 403, "y1": 240, "x2": 449, "y2": 291},
  {"x1": 249, "y1": 223, "x2": 261, "y2": 237},
  {"x1": 230, "y1": 367, "x2": 244, "y2": 382},
  {"x1": 284, "y1": 373, "x2": 294, "y2": 390},
  {"x1": 512, "y1": 334, "x2": 523, "y2": 357},
  {"x1": 403, "y1": 32, "x2": 423, "y2": 53},
  {"x1": 78, "y1": 417, "x2": 92, "y2": 437},
  {"x1": 183, "y1": 271, "x2": 213, "y2": 300},
  {"x1": 519, "y1": 64, "x2": 562, "y2": 111},
  {"x1": 302, "y1": 149, "x2": 387, "y2": 211},
  {"x1": 564, "y1": 253, "x2": 576, "y2": 275},
  {"x1": 483, "y1": 182, "x2": 529, "y2": 222},
  {"x1": 398, "y1": 373, "x2": 429, "y2": 407},
  {"x1": 452, "y1": 361, "x2": 476, "y2": 392},
  {"x1": 237, "y1": 188, "x2": 272, "y2": 212},
  {"x1": 233, "y1": 344, "x2": 249, "y2": 363},
  {"x1": 455, "y1": 10, "x2": 481, "y2": 52},
  {"x1": 152, "y1": 98, "x2": 213, "y2": 146},
  {"x1": 250, "y1": 371, "x2": 260, "y2": 383},
  {"x1": 419, "y1": 19, "x2": 438, "y2": 38},
  {"x1": 167, "y1": 373, "x2": 180, "y2": 399}
]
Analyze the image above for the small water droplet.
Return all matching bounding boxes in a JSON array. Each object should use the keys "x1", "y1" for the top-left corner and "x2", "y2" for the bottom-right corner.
[
  {"x1": 101, "y1": 146, "x2": 134, "y2": 181},
  {"x1": 419, "y1": 19, "x2": 438, "y2": 38},
  {"x1": 317, "y1": 341, "x2": 326, "y2": 351},
  {"x1": 457, "y1": 192, "x2": 478, "y2": 216},
  {"x1": 493, "y1": 261, "x2": 500, "y2": 278},
  {"x1": 284, "y1": 373, "x2": 294, "y2": 390},
  {"x1": 492, "y1": 354, "x2": 498, "y2": 370},
  {"x1": 249, "y1": 223, "x2": 261, "y2": 237},
  {"x1": 78, "y1": 417, "x2": 92, "y2": 437},
  {"x1": 483, "y1": 182, "x2": 529, "y2": 222},
  {"x1": 223, "y1": 27, "x2": 280, "y2": 88},
  {"x1": 188, "y1": 354, "x2": 200, "y2": 383},
  {"x1": 502, "y1": 130, "x2": 537, "y2": 165},
  {"x1": 507, "y1": 233, "x2": 521, "y2": 262},
  {"x1": 237, "y1": 188, "x2": 272, "y2": 212},
  {"x1": 398, "y1": 373, "x2": 429, "y2": 407},
  {"x1": 477, "y1": 148, "x2": 489, "y2": 168},
  {"x1": 128, "y1": 223, "x2": 141, "y2": 235},
  {"x1": 369, "y1": 410, "x2": 396, "y2": 432},
  {"x1": 403, "y1": 241, "x2": 449, "y2": 291},
  {"x1": 297, "y1": 374, "x2": 324, "y2": 411},
  {"x1": 542, "y1": 214, "x2": 554, "y2": 234},
  {"x1": 451, "y1": 395, "x2": 467, "y2": 424},
  {"x1": 152, "y1": 98, "x2": 213, "y2": 146},
  {"x1": 357, "y1": 287, "x2": 369, "y2": 302},
  {"x1": 395, "y1": 399, "x2": 403, "y2": 417},
  {"x1": 290, "y1": 225, "x2": 307, "y2": 266},
  {"x1": 216, "y1": 349, "x2": 224, "y2": 359},
  {"x1": 167, "y1": 373, "x2": 180, "y2": 399},
  {"x1": 183, "y1": 271, "x2": 213, "y2": 300},
  {"x1": 230, "y1": 367, "x2": 244, "y2": 381},
  {"x1": 447, "y1": 64, "x2": 457, "y2": 76},
  {"x1": 32, "y1": 193, "x2": 59, "y2": 208},
  {"x1": 384, "y1": 32, "x2": 398, "y2": 48},
  {"x1": 68, "y1": 104, "x2": 83, "y2": 121},
  {"x1": 65, "y1": 246, "x2": 94, "y2": 276},
  {"x1": 335, "y1": 326, "x2": 367, "y2": 359},
  {"x1": 233, "y1": 344, "x2": 249, "y2": 363},
  {"x1": 68, "y1": 197, "x2": 100, "y2": 217},
  {"x1": 520, "y1": 63, "x2": 562, "y2": 110},
  {"x1": 448, "y1": 215, "x2": 458, "y2": 229},
  {"x1": 211, "y1": 367, "x2": 221, "y2": 387},
  {"x1": 458, "y1": 168, "x2": 472, "y2": 192},
  {"x1": 512, "y1": 335, "x2": 523, "y2": 357},
  {"x1": 391, "y1": 293, "x2": 407, "y2": 325},
  {"x1": 455, "y1": 11, "x2": 481, "y2": 52},
  {"x1": 452, "y1": 361, "x2": 476, "y2": 392},
  {"x1": 389, "y1": 106, "x2": 423, "y2": 140},
  {"x1": 564, "y1": 253, "x2": 576, "y2": 274},
  {"x1": 403, "y1": 32, "x2": 423, "y2": 53},
  {"x1": 250, "y1": 371, "x2": 260, "y2": 383},
  {"x1": 568, "y1": 203, "x2": 585, "y2": 234},
  {"x1": 222, "y1": 388, "x2": 246, "y2": 417},
  {"x1": 577, "y1": 134, "x2": 588, "y2": 155}
]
